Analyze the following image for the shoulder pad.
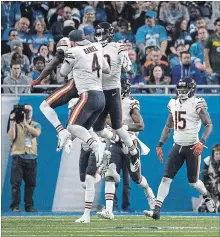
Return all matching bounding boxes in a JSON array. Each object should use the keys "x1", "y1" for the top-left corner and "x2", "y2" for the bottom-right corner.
[
  {"x1": 195, "y1": 97, "x2": 207, "y2": 112},
  {"x1": 130, "y1": 98, "x2": 140, "y2": 110}
]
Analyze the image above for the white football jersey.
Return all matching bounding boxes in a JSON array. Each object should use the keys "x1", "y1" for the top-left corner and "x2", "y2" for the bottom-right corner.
[
  {"x1": 102, "y1": 42, "x2": 132, "y2": 90},
  {"x1": 168, "y1": 96, "x2": 208, "y2": 146},
  {"x1": 61, "y1": 42, "x2": 108, "y2": 94},
  {"x1": 122, "y1": 96, "x2": 140, "y2": 140}
]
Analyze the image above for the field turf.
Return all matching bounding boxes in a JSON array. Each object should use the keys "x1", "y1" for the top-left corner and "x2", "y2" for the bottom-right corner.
[{"x1": 2, "y1": 213, "x2": 220, "y2": 237}]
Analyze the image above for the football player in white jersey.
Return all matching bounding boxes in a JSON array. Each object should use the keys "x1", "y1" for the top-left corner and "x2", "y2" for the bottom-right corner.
[
  {"x1": 32, "y1": 27, "x2": 80, "y2": 151},
  {"x1": 60, "y1": 29, "x2": 110, "y2": 162},
  {"x1": 93, "y1": 22, "x2": 140, "y2": 173},
  {"x1": 96, "y1": 80, "x2": 155, "y2": 220},
  {"x1": 65, "y1": 98, "x2": 112, "y2": 224},
  {"x1": 144, "y1": 77, "x2": 215, "y2": 220}
]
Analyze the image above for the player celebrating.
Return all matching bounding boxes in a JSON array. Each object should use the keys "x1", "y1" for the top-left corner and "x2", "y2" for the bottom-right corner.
[
  {"x1": 96, "y1": 80, "x2": 155, "y2": 220},
  {"x1": 65, "y1": 98, "x2": 112, "y2": 224},
  {"x1": 144, "y1": 77, "x2": 215, "y2": 220},
  {"x1": 93, "y1": 22, "x2": 140, "y2": 172},
  {"x1": 33, "y1": 27, "x2": 79, "y2": 151},
  {"x1": 60, "y1": 30, "x2": 110, "y2": 161}
]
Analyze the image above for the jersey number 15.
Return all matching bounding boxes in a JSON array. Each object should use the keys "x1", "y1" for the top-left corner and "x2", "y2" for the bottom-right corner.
[{"x1": 175, "y1": 111, "x2": 186, "y2": 130}]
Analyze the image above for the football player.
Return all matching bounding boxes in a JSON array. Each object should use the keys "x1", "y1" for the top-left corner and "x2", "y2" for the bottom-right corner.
[
  {"x1": 93, "y1": 22, "x2": 140, "y2": 172},
  {"x1": 144, "y1": 77, "x2": 215, "y2": 220},
  {"x1": 32, "y1": 27, "x2": 80, "y2": 151},
  {"x1": 65, "y1": 98, "x2": 114, "y2": 224},
  {"x1": 60, "y1": 29, "x2": 110, "y2": 162},
  {"x1": 96, "y1": 80, "x2": 155, "y2": 220}
]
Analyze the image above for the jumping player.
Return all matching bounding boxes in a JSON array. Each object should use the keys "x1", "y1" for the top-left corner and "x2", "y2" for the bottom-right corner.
[{"x1": 93, "y1": 22, "x2": 140, "y2": 172}]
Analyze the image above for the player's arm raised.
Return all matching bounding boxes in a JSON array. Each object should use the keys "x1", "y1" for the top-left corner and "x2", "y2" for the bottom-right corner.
[
  {"x1": 60, "y1": 51, "x2": 74, "y2": 77},
  {"x1": 32, "y1": 51, "x2": 63, "y2": 86},
  {"x1": 156, "y1": 113, "x2": 174, "y2": 163},
  {"x1": 192, "y1": 108, "x2": 213, "y2": 156}
]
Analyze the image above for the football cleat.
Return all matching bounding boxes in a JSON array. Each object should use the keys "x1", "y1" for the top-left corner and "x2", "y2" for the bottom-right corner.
[
  {"x1": 204, "y1": 197, "x2": 215, "y2": 212},
  {"x1": 144, "y1": 187, "x2": 156, "y2": 210},
  {"x1": 97, "y1": 209, "x2": 114, "y2": 220},
  {"x1": 75, "y1": 214, "x2": 90, "y2": 223},
  {"x1": 56, "y1": 129, "x2": 71, "y2": 151},
  {"x1": 106, "y1": 163, "x2": 120, "y2": 183},
  {"x1": 144, "y1": 206, "x2": 160, "y2": 220}
]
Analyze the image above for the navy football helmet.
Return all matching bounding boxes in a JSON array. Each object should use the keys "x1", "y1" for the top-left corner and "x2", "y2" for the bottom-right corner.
[
  {"x1": 94, "y1": 22, "x2": 114, "y2": 44},
  {"x1": 176, "y1": 77, "x2": 196, "y2": 100},
  {"x1": 121, "y1": 79, "x2": 131, "y2": 98}
]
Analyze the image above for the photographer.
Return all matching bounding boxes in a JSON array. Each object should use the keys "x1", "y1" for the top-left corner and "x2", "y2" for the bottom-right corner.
[{"x1": 8, "y1": 104, "x2": 41, "y2": 212}]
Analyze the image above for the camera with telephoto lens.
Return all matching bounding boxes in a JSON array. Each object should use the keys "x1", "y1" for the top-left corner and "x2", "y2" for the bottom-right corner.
[{"x1": 13, "y1": 104, "x2": 30, "y2": 123}]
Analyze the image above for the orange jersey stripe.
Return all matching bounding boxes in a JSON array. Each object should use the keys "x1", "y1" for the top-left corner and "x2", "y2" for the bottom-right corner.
[
  {"x1": 68, "y1": 92, "x2": 88, "y2": 126},
  {"x1": 46, "y1": 80, "x2": 74, "y2": 105}
]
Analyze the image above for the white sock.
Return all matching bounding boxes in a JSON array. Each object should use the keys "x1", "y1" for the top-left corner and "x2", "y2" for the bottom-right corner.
[
  {"x1": 84, "y1": 175, "x2": 96, "y2": 216},
  {"x1": 138, "y1": 176, "x2": 149, "y2": 189},
  {"x1": 189, "y1": 180, "x2": 207, "y2": 196},
  {"x1": 156, "y1": 177, "x2": 172, "y2": 207},
  {"x1": 105, "y1": 181, "x2": 115, "y2": 213},
  {"x1": 40, "y1": 100, "x2": 63, "y2": 132},
  {"x1": 115, "y1": 128, "x2": 137, "y2": 155},
  {"x1": 96, "y1": 128, "x2": 119, "y2": 142},
  {"x1": 89, "y1": 128, "x2": 100, "y2": 142},
  {"x1": 68, "y1": 124, "x2": 93, "y2": 143},
  {"x1": 95, "y1": 173, "x2": 102, "y2": 183}
]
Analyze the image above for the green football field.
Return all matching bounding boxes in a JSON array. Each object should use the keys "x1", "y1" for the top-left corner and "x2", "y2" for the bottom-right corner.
[{"x1": 2, "y1": 215, "x2": 220, "y2": 237}]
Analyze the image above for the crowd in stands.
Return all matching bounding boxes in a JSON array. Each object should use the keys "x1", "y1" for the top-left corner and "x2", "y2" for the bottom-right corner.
[{"x1": 1, "y1": 1, "x2": 220, "y2": 94}]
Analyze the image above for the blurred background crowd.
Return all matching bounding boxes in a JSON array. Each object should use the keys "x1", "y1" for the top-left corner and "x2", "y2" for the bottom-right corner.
[{"x1": 1, "y1": 1, "x2": 220, "y2": 94}]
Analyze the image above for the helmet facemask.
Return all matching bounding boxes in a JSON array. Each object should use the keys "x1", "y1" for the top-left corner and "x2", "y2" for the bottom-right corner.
[
  {"x1": 94, "y1": 23, "x2": 114, "y2": 44},
  {"x1": 177, "y1": 86, "x2": 191, "y2": 100},
  {"x1": 176, "y1": 79, "x2": 196, "y2": 100}
]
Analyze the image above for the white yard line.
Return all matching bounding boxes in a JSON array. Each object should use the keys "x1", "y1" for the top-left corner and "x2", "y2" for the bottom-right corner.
[
  {"x1": 2, "y1": 230, "x2": 218, "y2": 233},
  {"x1": 2, "y1": 226, "x2": 219, "y2": 230},
  {"x1": 2, "y1": 234, "x2": 216, "y2": 237}
]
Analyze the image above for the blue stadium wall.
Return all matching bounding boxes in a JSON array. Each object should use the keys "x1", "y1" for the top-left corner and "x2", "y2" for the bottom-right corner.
[{"x1": 1, "y1": 95, "x2": 220, "y2": 212}]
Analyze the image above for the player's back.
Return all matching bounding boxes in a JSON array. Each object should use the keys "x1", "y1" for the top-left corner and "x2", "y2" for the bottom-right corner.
[
  {"x1": 65, "y1": 42, "x2": 104, "y2": 94},
  {"x1": 102, "y1": 42, "x2": 127, "y2": 90},
  {"x1": 168, "y1": 96, "x2": 207, "y2": 146}
]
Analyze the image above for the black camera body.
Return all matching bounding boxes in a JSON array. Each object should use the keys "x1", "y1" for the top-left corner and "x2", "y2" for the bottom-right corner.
[{"x1": 13, "y1": 104, "x2": 30, "y2": 123}]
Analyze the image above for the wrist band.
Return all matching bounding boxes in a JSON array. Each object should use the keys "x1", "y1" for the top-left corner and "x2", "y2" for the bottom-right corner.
[
  {"x1": 158, "y1": 142, "x2": 164, "y2": 147},
  {"x1": 200, "y1": 138, "x2": 205, "y2": 144}
]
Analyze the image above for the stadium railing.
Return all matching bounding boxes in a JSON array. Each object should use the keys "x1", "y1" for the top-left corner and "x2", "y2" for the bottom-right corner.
[{"x1": 1, "y1": 84, "x2": 220, "y2": 96}]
